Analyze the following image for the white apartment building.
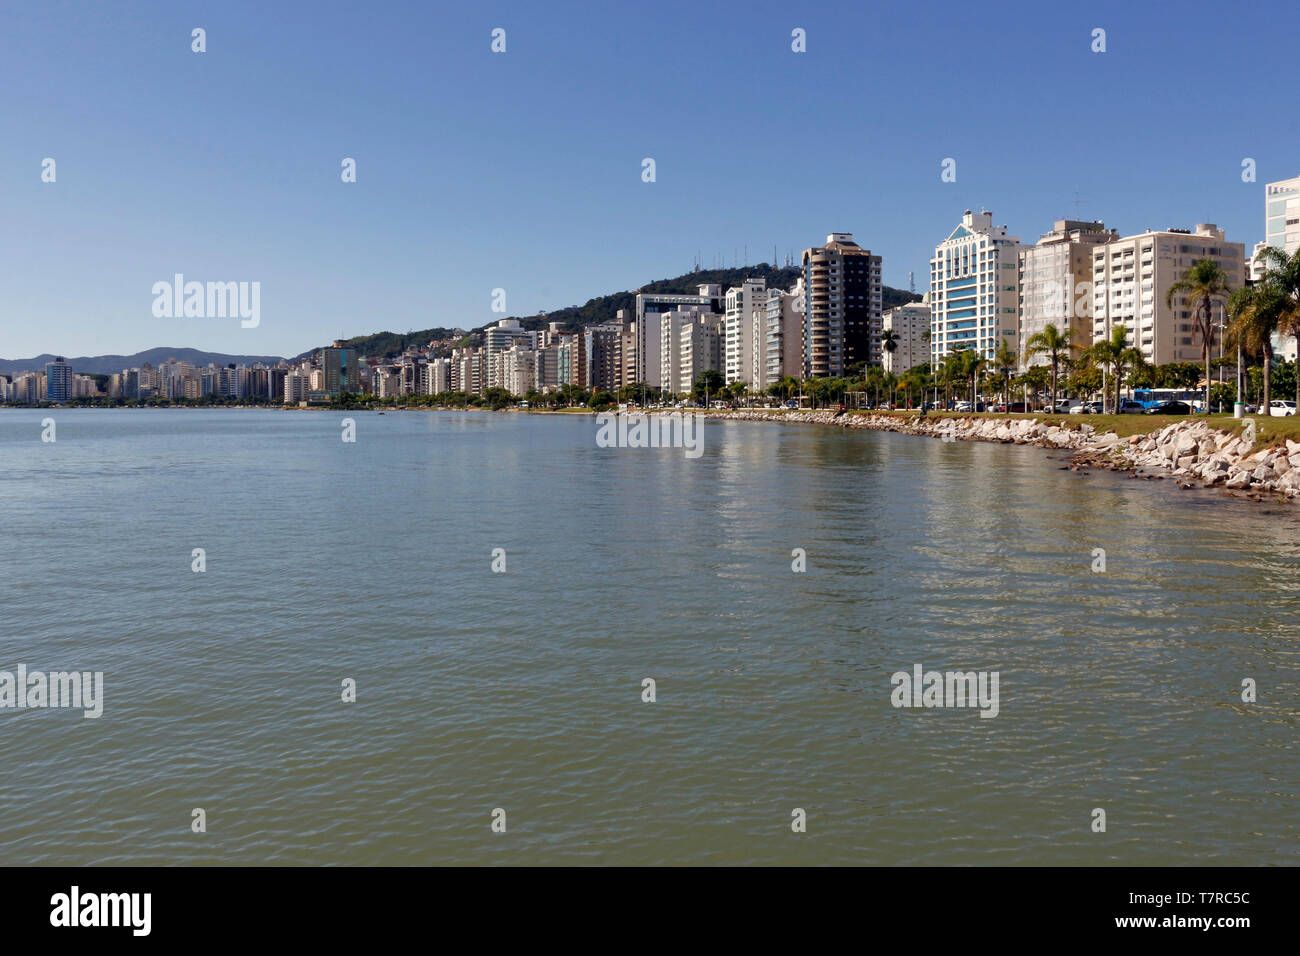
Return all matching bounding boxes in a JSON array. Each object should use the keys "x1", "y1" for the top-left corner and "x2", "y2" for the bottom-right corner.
[
  {"x1": 1264, "y1": 175, "x2": 1300, "y2": 361},
  {"x1": 419, "y1": 358, "x2": 450, "y2": 395},
  {"x1": 484, "y1": 319, "x2": 533, "y2": 389},
  {"x1": 15, "y1": 372, "x2": 44, "y2": 403},
  {"x1": 679, "y1": 314, "x2": 723, "y2": 392},
  {"x1": 634, "y1": 285, "x2": 722, "y2": 388},
  {"x1": 724, "y1": 278, "x2": 766, "y2": 387},
  {"x1": 283, "y1": 371, "x2": 311, "y2": 403},
  {"x1": 370, "y1": 366, "x2": 401, "y2": 399},
  {"x1": 929, "y1": 210, "x2": 1024, "y2": 364},
  {"x1": 1265, "y1": 175, "x2": 1300, "y2": 255},
  {"x1": 881, "y1": 296, "x2": 930, "y2": 375},
  {"x1": 500, "y1": 344, "x2": 537, "y2": 396},
  {"x1": 450, "y1": 348, "x2": 483, "y2": 396},
  {"x1": 657, "y1": 306, "x2": 713, "y2": 397},
  {"x1": 1249, "y1": 239, "x2": 1269, "y2": 282},
  {"x1": 764, "y1": 281, "x2": 804, "y2": 385},
  {"x1": 1090, "y1": 224, "x2": 1244, "y2": 365}
]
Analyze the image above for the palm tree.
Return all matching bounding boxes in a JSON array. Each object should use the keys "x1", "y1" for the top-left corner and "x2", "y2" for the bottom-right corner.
[
  {"x1": 1115, "y1": 344, "x2": 1146, "y2": 411},
  {"x1": 951, "y1": 347, "x2": 985, "y2": 407},
  {"x1": 1252, "y1": 245, "x2": 1300, "y2": 407},
  {"x1": 1088, "y1": 325, "x2": 1127, "y2": 413},
  {"x1": 881, "y1": 329, "x2": 899, "y2": 362},
  {"x1": 1024, "y1": 323, "x2": 1072, "y2": 411},
  {"x1": 883, "y1": 369, "x2": 898, "y2": 407},
  {"x1": 1166, "y1": 258, "x2": 1232, "y2": 412},
  {"x1": 900, "y1": 369, "x2": 926, "y2": 409},
  {"x1": 937, "y1": 352, "x2": 962, "y2": 408},
  {"x1": 1226, "y1": 284, "x2": 1282, "y2": 411},
  {"x1": 864, "y1": 366, "x2": 885, "y2": 407},
  {"x1": 992, "y1": 339, "x2": 1017, "y2": 407}
]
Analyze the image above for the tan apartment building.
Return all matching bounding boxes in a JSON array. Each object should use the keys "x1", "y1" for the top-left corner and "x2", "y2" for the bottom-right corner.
[
  {"x1": 1090, "y1": 224, "x2": 1245, "y2": 365},
  {"x1": 1018, "y1": 220, "x2": 1117, "y2": 367}
]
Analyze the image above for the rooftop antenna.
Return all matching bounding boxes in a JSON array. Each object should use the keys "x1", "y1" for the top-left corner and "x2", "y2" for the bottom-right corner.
[
  {"x1": 909, "y1": 271, "x2": 915, "y2": 294},
  {"x1": 1071, "y1": 188, "x2": 1089, "y2": 218}
]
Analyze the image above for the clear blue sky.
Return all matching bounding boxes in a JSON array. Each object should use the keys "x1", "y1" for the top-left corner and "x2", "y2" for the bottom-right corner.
[{"x1": 3, "y1": 0, "x2": 1297, "y2": 360}]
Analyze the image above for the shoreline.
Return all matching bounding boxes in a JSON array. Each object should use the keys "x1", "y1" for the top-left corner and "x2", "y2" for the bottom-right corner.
[
  {"x1": 699, "y1": 408, "x2": 1300, "y2": 505},
  {"x1": 9, "y1": 403, "x2": 1299, "y2": 505}
]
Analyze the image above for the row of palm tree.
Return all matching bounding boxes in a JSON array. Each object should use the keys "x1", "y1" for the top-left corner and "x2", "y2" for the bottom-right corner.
[
  {"x1": 939, "y1": 324, "x2": 1140, "y2": 413},
  {"x1": 1227, "y1": 246, "x2": 1300, "y2": 411}
]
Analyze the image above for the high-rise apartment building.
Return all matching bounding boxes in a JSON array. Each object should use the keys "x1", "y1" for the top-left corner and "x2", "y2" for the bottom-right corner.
[
  {"x1": 1265, "y1": 175, "x2": 1300, "y2": 255},
  {"x1": 555, "y1": 333, "x2": 585, "y2": 389},
  {"x1": 323, "y1": 342, "x2": 360, "y2": 395},
  {"x1": 484, "y1": 319, "x2": 533, "y2": 389},
  {"x1": 1019, "y1": 220, "x2": 1117, "y2": 367},
  {"x1": 764, "y1": 281, "x2": 804, "y2": 385},
  {"x1": 724, "y1": 278, "x2": 766, "y2": 386},
  {"x1": 881, "y1": 297, "x2": 931, "y2": 375},
  {"x1": 929, "y1": 211, "x2": 1024, "y2": 365},
  {"x1": 1264, "y1": 175, "x2": 1300, "y2": 361},
  {"x1": 802, "y1": 233, "x2": 882, "y2": 377},
  {"x1": 634, "y1": 285, "x2": 723, "y2": 388},
  {"x1": 658, "y1": 306, "x2": 714, "y2": 397},
  {"x1": 679, "y1": 314, "x2": 724, "y2": 393},
  {"x1": 584, "y1": 324, "x2": 624, "y2": 394},
  {"x1": 44, "y1": 358, "x2": 72, "y2": 402},
  {"x1": 1089, "y1": 224, "x2": 1244, "y2": 365}
]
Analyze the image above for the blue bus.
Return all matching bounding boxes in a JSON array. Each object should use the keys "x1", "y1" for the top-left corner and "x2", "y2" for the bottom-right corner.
[{"x1": 1131, "y1": 388, "x2": 1204, "y2": 411}]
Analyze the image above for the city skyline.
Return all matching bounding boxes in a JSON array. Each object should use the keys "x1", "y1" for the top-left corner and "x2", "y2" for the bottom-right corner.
[{"x1": 4, "y1": 0, "x2": 1298, "y2": 360}]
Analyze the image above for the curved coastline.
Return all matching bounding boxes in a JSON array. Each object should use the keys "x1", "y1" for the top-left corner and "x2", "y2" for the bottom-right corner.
[{"x1": 699, "y1": 408, "x2": 1300, "y2": 505}]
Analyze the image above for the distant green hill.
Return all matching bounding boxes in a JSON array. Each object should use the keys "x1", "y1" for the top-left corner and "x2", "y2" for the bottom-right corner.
[{"x1": 307, "y1": 265, "x2": 921, "y2": 360}]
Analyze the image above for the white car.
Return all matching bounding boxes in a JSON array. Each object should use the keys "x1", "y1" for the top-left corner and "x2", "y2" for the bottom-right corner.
[{"x1": 1269, "y1": 400, "x2": 1297, "y2": 417}]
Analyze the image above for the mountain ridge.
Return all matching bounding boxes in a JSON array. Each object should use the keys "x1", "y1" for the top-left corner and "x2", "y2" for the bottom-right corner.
[
  {"x1": 0, "y1": 347, "x2": 289, "y2": 377},
  {"x1": 302, "y1": 265, "x2": 922, "y2": 360},
  {"x1": 3, "y1": 266, "x2": 924, "y2": 373}
]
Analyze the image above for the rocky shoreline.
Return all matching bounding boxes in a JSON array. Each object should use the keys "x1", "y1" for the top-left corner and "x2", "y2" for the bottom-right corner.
[{"x1": 705, "y1": 409, "x2": 1300, "y2": 503}]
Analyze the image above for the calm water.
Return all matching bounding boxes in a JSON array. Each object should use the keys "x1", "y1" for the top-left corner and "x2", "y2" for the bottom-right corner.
[{"x1": 0, "y1": 408, "x2": 1296, "y2": 865}]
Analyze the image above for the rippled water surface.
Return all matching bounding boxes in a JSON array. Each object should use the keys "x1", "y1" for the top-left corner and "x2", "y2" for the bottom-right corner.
[{"x1": 1, "y1": 409, "x2": 1296, "y2": 865}]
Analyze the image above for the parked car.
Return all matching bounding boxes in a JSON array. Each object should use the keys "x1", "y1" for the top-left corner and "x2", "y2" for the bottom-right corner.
[
  {"x1": 1269, "y1": 400, "x2": 1297, "y2": 417},
  {"x1": 954, "y1": 401, "x2": 972, "y2": 412},
  {"x1": 1117, "y1": 398, "x2": 1145, "y2": 414},
  {"x1": 1148, "y1": 400, "x2": 1192, "y2": 415},
  {"x1": 783, "y1": 400, "x2": 799, "y2": 409}
]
